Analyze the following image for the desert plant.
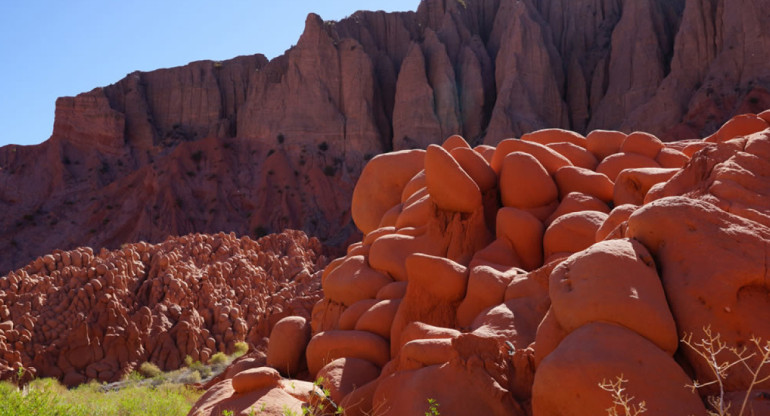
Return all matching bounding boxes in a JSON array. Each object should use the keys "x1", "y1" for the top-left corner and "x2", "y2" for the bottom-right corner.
[
  {"x1": 209, "y1": 352, "x2": 229, "y2": 366},
  {"x1": 0, "y1": 377, "x2": 200, "y2": 415},
  {"x1": 180, "y1": 370, "x2": 202, "y2": 385},
  {"x1": 125, "y1": 370, "x2": 145, "y2": 382},
  {"x1": 598, "y1": 374, "x2": 646, "y2": 416},
  {"x1": 682, "y1": 326, "x2": 770, "y2": 416},
  {"x1": 200, "y1": 366, "x2": 213, "y2": 378},
  {"x1": 138, "y1": 362, "x2": 162, "y2": 378},
  {"x1": 425, "y1": 398, "x2": 440, "y2": 416},
  {"x1": 292, "y1": 377, "x2": 344, "y2": 416},
  {"x1": 15, "y1": 366, "x2": 25, "y2": 385},
  {"x1": 233, "y1": 341, "x2": 249, "y2": 357}
]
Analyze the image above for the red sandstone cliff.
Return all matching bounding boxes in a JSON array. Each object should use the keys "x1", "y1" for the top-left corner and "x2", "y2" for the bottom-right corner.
[{"x1": 2, "y1": 0, "x2": 769, "y2": 273}]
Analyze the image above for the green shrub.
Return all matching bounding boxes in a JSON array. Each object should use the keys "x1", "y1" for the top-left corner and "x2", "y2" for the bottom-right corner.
[
  {"x1": 425, "y1": 398, "x2": 440, "y2": 416},
  {"x1": 181, "y1": 370, "x2": 202, "y2": 385},
  {"x1": 233, "y1": 342, "x2": 249, "y2": 357},
  {"x1": 139, "y1": 362, "x2": 162, "y2": 378},
  {"x1": 209, "y1": 352, "x2": 228, "y2": 366},
  {"x1": 188, "y1": 360, "x2": 212, "y2": 378},
  {"x1": 125, "y1": 371, "x2": 145, "y2": 382}
]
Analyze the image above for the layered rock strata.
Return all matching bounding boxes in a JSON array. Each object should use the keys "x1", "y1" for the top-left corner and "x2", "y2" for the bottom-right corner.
[{"x1": 3, "y1": 0, "x2": 770, "y2": 274}]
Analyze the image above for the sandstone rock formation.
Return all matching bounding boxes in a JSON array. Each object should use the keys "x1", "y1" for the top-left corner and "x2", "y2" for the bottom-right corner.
[
  {"x1": 3, "y1": 0, "x2": 770, "y2": 275},
  {"x1": 190, "y1": 112, "x2": 770, "y2": 415},
  {"x1": 0, "y1": 230, "x2": 327, "y2": 385}
]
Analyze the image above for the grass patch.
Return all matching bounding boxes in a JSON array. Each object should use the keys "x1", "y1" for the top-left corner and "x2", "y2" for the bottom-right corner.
[
  {"x1": 0, "y1": 346, "x2": 252, "y2": 415},
  {"x1": 0, "y1": 378, "x2": 200, "y2": 416}
]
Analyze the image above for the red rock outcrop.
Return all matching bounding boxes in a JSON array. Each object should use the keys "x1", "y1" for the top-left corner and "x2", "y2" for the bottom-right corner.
[
  {"x1": 0, "y1": 230, "x2": 327, "y2": 385},
  {"x1": 3, "y1": 0, "x2": 770, "y2": 275},
  {"x1": 190, "y1": 112, "x2": 770, "y2": 415}
]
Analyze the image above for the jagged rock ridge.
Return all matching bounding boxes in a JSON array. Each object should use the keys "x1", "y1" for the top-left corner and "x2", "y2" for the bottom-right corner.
[
  {"x1": 0, "y1": 230, "x2": 327, "y2": 385},
  {"x1": 1, "y1": 0, "x2": 769, "y2": 273}
]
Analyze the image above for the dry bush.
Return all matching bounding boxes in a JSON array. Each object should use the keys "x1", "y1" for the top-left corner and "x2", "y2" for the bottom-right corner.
[
  {"x1": 598, "y1": 374, "x2": 647, "y2": 416},
  {"x1": 682, "y1": 326, "x2": 770, "y2": 416},
  {"x1": 601, "y1": 327, "x2": 770, "y2": 416}
]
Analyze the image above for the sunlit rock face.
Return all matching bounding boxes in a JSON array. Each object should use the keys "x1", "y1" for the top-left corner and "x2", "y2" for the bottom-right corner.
[
  {"x1": 3, "y1": 0, "x2": 769, "y2": 275},
  {"x1": 189, "y1": 112, "x2": 770, "y2": 415}
]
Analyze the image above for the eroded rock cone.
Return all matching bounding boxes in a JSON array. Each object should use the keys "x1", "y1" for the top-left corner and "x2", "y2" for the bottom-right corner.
[
  {"x1": 0, "y1": 230, "x2": 327, "y2": 385},
  {"x1": 191, "y1": 112, "x2": 770, "y2": 416}
]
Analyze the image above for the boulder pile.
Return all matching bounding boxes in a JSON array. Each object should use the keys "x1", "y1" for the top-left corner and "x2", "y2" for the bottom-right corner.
[
  {"x1": 0, "y1": 230, "x2": 327, "y2": 386},
  {"x1": 190, "y1": 111, "x2": 770, "y2": 416}
]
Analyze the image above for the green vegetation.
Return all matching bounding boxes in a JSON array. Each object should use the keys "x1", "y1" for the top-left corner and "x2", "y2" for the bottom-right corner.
[
  {"x1": 425, "y1": 398, "x2": 440, "y2": 416},
  {"x1": 184, "y1": 357, "x2": 213, "y2": 379},
  {"x1": 209, "y1": 352, "x2": 228, "y2": 366},
  {"x1": 138, "y1": 362, "x2": 162, "y2": 378},
  {"x1": 306, "y1": 376, "x2": 343, "y2": 416},
  {"x1": 0, "y1": 344, "x2": 255, "y2": 415},
  {"x1": 0, "y1": 377, "x2": 200, "y2": 416},
  {"x1": 280, "y1": 377, "x2": 344, "y2": 416},
  {"x1": 233, "y1": 341, "x2": 249, "y2": 357}
]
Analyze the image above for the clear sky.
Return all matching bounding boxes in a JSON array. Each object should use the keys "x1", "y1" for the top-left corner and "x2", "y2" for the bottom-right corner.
[{"x1": 0, "y1": 0, "x2": 419, "y2": 147}]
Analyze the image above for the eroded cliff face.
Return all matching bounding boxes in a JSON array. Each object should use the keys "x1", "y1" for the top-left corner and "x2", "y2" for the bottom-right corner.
[
  {"x1": 2, "y1": 0, "x2": 769, "y2": 273},
  {"x1": 0, "y1": 230, "x2": 327, "y2": 385}
]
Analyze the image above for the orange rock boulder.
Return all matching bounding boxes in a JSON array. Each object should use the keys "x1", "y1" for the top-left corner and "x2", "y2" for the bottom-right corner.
[{"x1": 190, "y1": 113, "x2": 770, "y2": 415}]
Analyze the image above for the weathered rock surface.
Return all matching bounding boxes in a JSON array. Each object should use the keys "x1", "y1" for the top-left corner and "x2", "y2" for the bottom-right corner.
[
  {"x1": 3, "y1": 0, "x2": 770, "y2": 274},
  {"x1": 190, "y1": 112, "x2": 770, "y2": 415},
  {"x1": 0, "y1": 230, "x2": 327, "y2": 385}
]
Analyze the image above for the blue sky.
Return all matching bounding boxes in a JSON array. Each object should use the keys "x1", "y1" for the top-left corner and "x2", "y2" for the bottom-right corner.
[{"x1": 0, "y1": 0, "x2": 419, "y2": 147}]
